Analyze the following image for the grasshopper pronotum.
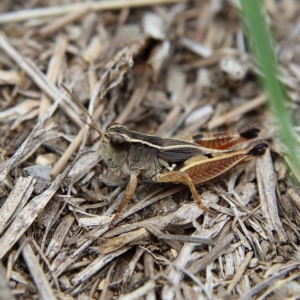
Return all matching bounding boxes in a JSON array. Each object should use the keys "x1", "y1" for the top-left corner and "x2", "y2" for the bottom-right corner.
[{"x1": 62, "y1": 85, "x2": 268, "y2": 225}]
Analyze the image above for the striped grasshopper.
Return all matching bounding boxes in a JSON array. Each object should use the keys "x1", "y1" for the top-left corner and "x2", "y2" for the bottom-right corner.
[{"x1": 62, "y1": 85, "x2": 268, "y2": 225}]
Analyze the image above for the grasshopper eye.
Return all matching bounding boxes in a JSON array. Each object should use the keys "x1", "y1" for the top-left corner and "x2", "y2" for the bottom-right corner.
[
  {"x1": 110, "y1": 134, "x2": 125, "y2": 145},
  {"x1": 110, "y1": 134, "x2": 131, "y2": 151}
]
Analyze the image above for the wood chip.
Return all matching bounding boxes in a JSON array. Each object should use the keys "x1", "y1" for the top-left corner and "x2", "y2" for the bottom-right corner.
[
  {"x1": 256, "y1": 149, "x2": 288, "y2": 243},
  {"x1": 45, "y1": 214, "x2": 75, "y2": 259},
  {"x1": 19, "y1": 236, "x2": 56, "y2": 300},
  {"x1": 0, "y1": 176, "x2": 35, "y2": 234}
]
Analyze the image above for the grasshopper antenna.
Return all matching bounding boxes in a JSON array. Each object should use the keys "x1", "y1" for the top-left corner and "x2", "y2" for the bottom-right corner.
[{"x1": 61, "y1": 83, "x2": 107, "y2": 142}]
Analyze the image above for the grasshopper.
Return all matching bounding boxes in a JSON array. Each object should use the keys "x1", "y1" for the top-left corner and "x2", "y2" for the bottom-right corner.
[{"x1": 62, "y1": 85, "x2": 268, "y2": 225}]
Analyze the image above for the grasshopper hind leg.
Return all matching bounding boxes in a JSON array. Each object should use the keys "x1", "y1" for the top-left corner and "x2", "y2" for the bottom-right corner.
[
  {"x1": 156, "y1": 140, "x2": 268, "y2": 212},
  {"x1": 156, "y1": 172, "x2": 210, "y2": 212}
]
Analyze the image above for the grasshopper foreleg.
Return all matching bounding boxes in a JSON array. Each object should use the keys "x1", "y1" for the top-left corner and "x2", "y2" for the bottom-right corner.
[{"x1": 111, "y1": 170, "x2": 140, "y2": 225}]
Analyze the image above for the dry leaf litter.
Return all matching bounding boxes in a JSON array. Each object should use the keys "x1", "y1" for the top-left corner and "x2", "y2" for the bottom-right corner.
[{"x1": 0, "y1": 0, "x2": 300, "y2": 299}]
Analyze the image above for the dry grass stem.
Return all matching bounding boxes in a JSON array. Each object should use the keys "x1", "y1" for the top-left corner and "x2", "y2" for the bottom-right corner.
[
  {"x1": 39, "y1": 8, "x2": 90, "y2": 37},
  {"x1": 0, "y1": 0, "x2": 186, "y2": 23},
  {"x1": 207, "y1": 94, "x2": 267, "y2": 130}
]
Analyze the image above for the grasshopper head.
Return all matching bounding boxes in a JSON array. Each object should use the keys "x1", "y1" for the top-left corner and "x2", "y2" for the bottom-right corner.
[{"x1": 102, "y1": 124, "x2": 131, "y2": 170}]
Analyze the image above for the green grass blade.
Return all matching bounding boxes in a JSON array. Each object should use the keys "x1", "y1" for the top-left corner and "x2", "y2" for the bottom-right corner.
[{"x1": 240, "y1": 0, "x2": 300, "y2": 180}]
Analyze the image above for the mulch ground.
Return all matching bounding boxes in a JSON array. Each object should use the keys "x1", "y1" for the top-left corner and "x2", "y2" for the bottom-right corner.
[{"x1": 0, "y1": 1, "x2": 300, "y2": 299}]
